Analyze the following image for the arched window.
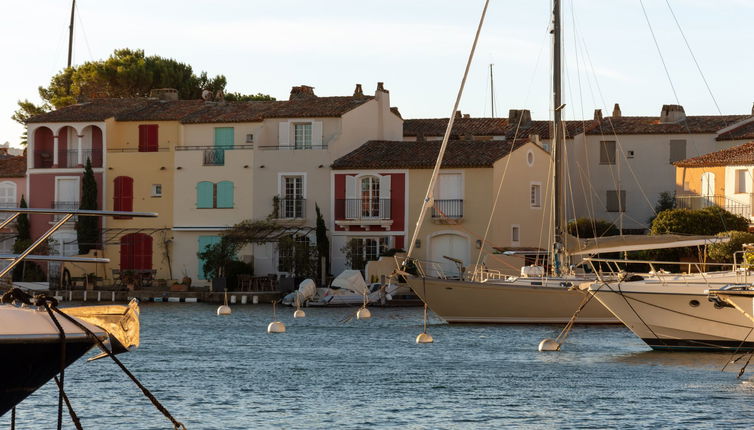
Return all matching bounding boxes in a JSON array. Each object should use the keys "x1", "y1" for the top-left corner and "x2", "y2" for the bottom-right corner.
[
  {"x1": 114, "y1": 176, "x2": 133, "y2": 213},
  {"x1": 0, "y1": 181, "x2": 16, "y2": 208},
  {"x1": 120, "y1": 233, "x2": 152, "y2": 271}
]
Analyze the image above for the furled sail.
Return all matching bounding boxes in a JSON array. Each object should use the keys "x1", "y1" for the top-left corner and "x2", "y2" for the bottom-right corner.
[{"x1": 566, "y1": 234, "x2": 729, "y2": 256}]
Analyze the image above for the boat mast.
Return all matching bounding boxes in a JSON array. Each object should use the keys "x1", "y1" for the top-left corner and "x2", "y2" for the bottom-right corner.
[
  {"x1": 490, "y1": 64, "x2": 496, "y2": 118},
  {"x1": 67, "y1": 0, "x2": 75, "y2": 69},
  {"x1": 552, "y1": 0, "x2": 565, "y2": 276}
]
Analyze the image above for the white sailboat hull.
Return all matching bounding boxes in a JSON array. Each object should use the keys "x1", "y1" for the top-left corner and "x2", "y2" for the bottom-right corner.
[
  {"x1": 406, "y1": 276, "x2": 617, "y2": 324},
  {"x1": 586, "y1": 273, "x2": 754, "y2": 350}
]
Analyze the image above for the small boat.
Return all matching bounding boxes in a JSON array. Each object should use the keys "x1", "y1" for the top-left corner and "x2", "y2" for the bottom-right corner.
[{"x1": 282, "y1": 270, "x2": 411, "y2": 307}]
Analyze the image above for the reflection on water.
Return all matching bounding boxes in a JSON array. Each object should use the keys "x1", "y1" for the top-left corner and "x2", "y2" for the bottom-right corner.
[
  {"x1": 614, "y1": 350, "x2": 734, "y2": 370},
  {"x1": 9, "y1": 303, "x2": 754, "y2": 429}
]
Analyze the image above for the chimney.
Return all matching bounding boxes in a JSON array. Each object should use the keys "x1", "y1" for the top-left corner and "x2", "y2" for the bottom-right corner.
[
  {"x1": 612, "y1": 103, "x2": 622, "y2": 118},
  {"x1": 455, "y1": 110, "x2": 462, "y2": 119},
  {"x1": 660, "y1": 104, "x2": 686, "y2": 123},
  {"x1": 593, "y1": 109, "x2": 603, "y2": 121},
  {"x1": 289, "y1": 85, "x2": 317, "y2": 100},
  {"x1": 376, "y1": 82, "x2": 388, "y2": 93},
  {"x1": 374, "y1": 82, "x2": 390, "y2": 140},
  {"x1": 353, "y1": 84, "x2": 364, "y2": 97},
  {"x1": 463, "y1": 114, "x2": 470, "y2": 119},
  {"x1": 149, "y1": 88, "x2": 179, "y2": 101},
  {"x1": 751, "y1": 102, "x2": 754, "y2": 116},
  {"x1": 508, "y1": 109, "x2": 532, "y2": 127}
]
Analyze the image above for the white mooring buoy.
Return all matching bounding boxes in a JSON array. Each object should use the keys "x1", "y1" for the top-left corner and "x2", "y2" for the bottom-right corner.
[
  {"x1": 293, "y1": 309, "x2": 306, "y2": 318},
  {"x1": 356, "y1": 307, "x2": 372, "y2": 320},
  {"x1": 538, "y1": 338, "x2": 560, "y2": 352},
  {"x1": 217, "y1": 289, "x2": 232, "y2": 315},
  {"x1": 267, "y1": 321, "x2": 286, "y2": 333},
  {"x1": 416, "y1": 332, "x2": 434, "y2": 344}
]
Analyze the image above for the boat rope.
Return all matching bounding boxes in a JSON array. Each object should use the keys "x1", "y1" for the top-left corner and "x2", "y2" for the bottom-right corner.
[
  {"x1": 551, "y1": 283, "x2": 605, "y2": 348},
  {"x1": 422, "y1": 278, "x2": 429, "y2": 334},
  {"x1": 11, "y1": 407, "x2": 15, "y2": 430},
  {"x1": 53, "y1": 376, "x2": 84, "y2": 430},
  {"x1": 1, "y1": 288, "x2": 187, "y2": 430},
  {"x1": 43, "y1": 300, "x2": 66, "y2": 430}
]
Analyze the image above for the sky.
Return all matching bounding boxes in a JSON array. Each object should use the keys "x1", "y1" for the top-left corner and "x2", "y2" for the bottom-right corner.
[{"x1": 1, "y1": 0, "x2": 753, "y2": 147}]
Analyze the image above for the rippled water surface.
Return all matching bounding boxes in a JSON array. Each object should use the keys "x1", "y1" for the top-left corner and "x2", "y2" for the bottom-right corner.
[{"x1": 10, "y1": 303, "x2": 754, "y2": 429}]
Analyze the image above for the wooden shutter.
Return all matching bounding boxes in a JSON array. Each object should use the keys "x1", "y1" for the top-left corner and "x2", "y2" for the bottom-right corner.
[
  {"x1": 216, "y1": 181, "x2": 234, "y2": 208},
  {"x1": 312, "y1": 121, "x2": 323, "y2": 147},
  {"x1": 379, "y1": 174, "x2": 391, "y2": 218},
  {"x1": 278, "y1": 122, "x2": 289, "y2": 147},
  {"x1": 669, "y1": 140, "x2": 686, "y2": 164},
  {"x1": 147, "y1": 125, "x2": 158, "y2": 152},
  {"x1": 345, "y1": 175, "x2": 357, "y2": 219},
  {"x1": 138, "y1": 125, "x2": 147, "y2": 152},
  {"x1": 599, "y1": 141, "x2": 616, "y2": 164},
  {"x1": 214, "y1": 127, "x2": 234, "y2": 148},
  {"x1": 114, "y1": 176, "x2": 133, "y2": 217},
  {"x1": 197, "y1": 236, "x2": 221, "y2": 279},
  {"x1": 196, "y1": 181, "x2": 214, "y2": 208}
]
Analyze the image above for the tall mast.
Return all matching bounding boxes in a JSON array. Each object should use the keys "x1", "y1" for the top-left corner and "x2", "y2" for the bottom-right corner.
[
  {"x1": 552, "y1": 0, "x2": 565, "y2": 276},
  {"x1": 490, "y1": 64, "x2": 496, "y2": 118},
  {"x1": 67, "y1": 0, "x2": 75, "y2": 69}
]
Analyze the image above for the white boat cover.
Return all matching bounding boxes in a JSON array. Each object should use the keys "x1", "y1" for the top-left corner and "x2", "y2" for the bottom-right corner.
[
  {"x1": 330, "y1": 270, "x2": 368, "y2": 295},
  {"x1": 567, "y1": 234, "x2": 729, "y2": 256},
  {"x1": 297, "y1": 279, "x2": 317, "y2": 301}
]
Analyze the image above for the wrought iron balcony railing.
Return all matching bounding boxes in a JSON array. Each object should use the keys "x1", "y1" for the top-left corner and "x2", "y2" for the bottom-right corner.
[
  {"x1": 336, "y1": 199, "x2": 392, "y2": 220},
  {"x1": 431, "y1": 199, "x2": 464, "y2": 218}
]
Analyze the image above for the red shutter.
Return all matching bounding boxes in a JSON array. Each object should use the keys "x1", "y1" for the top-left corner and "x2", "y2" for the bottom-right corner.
[
  {"x1": 114, "y1": 176, "x2": 133, "y2": 219},
  {"x1": 147, "y1": 125, "x2": 158, "y2": 152},
  {"x1": 138, "y1": 125, "x2": 147, "y2": 152}
]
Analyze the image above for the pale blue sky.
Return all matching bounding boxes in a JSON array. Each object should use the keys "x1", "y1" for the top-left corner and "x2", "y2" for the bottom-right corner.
[{"x1": 1, "y1": 0, "x2": 752, "y2": 146}]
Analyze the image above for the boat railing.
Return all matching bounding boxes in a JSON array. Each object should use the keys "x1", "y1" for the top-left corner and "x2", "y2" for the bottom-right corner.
[
  {"x1": 584, "y1": 257, "x2": 746, "y2": 288},
  {"x1": 395, "y1": 256, "x2": 509, "y2": 282}
]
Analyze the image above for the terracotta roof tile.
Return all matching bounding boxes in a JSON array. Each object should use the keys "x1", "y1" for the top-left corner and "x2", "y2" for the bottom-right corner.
[
  {"x1": 674, "y1": 142, "x2": 754, "y2": 167},
  {"x1": 332, "y1": 139, "x2": 531, "y2": 169},
  {"x1": 114, "y1": 100, "x2": 208, "y2": 121},
  {"x1": 27, "y1": 98, "x2": 150, "y2": 123},
  {"x1": 716, "y1": 120, "x2": 754, "y2": 141},
  {"x1": 0, "y1": 155, "x2": 26, "y2": 177},
  {"x1": 403, "y1": 117, "x2": 591, "y2": 139},
  {"x1": 586, "y1": 115, "x2": 750, "y2": 135}
]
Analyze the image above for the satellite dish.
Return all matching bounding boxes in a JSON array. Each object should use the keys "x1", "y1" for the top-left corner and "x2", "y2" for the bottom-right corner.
[{"x1": 202, "y1": 89, "x2": 213, "y2": 101}]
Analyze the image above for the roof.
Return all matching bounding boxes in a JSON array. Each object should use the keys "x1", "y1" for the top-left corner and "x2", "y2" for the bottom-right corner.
[
  {"x1": 716, "y1": 120, "x2": 754, "y2": 141},
  {"x1": 674, "y1": 142, "x2": 754, "y2": 168},
  {"x1": 0, "y1": 155, "x2": 26, "y2": 178},
  {"x1": 403, "y1": 117, "x2": 591, "y2": 139},
  {"x1": 27, "y1": 99, "x2": 150, "y2": 123},
  {"x1": 332, "y1": 139, "x2": 532, "y2": 169},
  {"x1": 114, "y1": 100, "x2": 207, "y2": 121},
  {"x1": 586, "y1": 115, "x2": 750, "y2": 135}
]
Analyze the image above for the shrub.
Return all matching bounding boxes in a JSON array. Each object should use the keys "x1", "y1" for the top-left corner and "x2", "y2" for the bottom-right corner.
[
  {"x1": 707, "y1": 231, "x2": 754, "y2": 263},
  {"x1": 567, "y1": 218, "x2": 619, "y2": 238}
]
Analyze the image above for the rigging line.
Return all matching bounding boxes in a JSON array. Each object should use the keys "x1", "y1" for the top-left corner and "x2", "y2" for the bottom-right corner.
[
  {"x1": 664, "y1": 0, "x2": 724, "y2": 118},
  {"x1": 405, "y1": 0, "x2": 490, "y2": 261},
  {"x1": 74, "y1": 2, "x2": 95, "y2": 63},
  {"x1": 638, "y1": 0, "x2": 680, "y2": 107}
]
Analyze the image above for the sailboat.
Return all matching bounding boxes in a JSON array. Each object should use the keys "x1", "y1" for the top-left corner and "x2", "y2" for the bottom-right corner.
[{"x1": 399, "y1": 0, "x2": 723, "y2": 324}]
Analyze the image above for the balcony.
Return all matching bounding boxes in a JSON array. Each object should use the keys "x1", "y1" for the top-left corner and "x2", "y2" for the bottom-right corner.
[
  {"x1": 174, "y1": 145, "x2": 253, "y2": 167},
  {"x1": 431, "y1": 199, "x2": 464, "y2": 224},
  {"x1": 203, "y1": 148, "x2": 225, "y2": 166},
  {"x1": 335, "y1": 199, "x2": 393, "y2": 230},
  {"x1": 273, "y1": 197, "x2": 306, "y2": 224},
  {"x1": 65, "y1": 149, "x2": 103, "y2": 168},
  {"x1": 51, "y1": 201, "x2": 79, "y2": 223},
  {"x1": 675, "y1": 194, "x2": 751, "y2": 220}
]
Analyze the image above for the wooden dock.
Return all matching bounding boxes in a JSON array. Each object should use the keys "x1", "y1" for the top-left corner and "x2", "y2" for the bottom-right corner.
[{"x1": 42, "y1": 289, "x2": 283, "y2": 304}]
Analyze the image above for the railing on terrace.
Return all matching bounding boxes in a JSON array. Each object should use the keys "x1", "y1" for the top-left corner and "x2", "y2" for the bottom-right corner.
[
  {"x1": 431, "y1": 199, "x2": 464, "y2": 218},
  {"x1": 65, "y1": 149, "x2": 103, "y2": 167},
  {"x1": 108, "y1": 147, "x2": 171, "y2": 152},
  {"x1": 33, "y1": 152, "x2": 53, "y2": 168},
  {"x1": 203, "y1": 148, "x2": 225, "y2": 166},
  {"x1": 274, "y1": 197, "x2": 306, "y2": 219},
  {"x1": 51, "y1": 201, "x2": 79, "y2": 222},
  {"x1": 258, "y1": 145, "x2": 328, "y2": 150},
  {"x1": 675, "y1": 194, "x2": 751, "y2": 218},
  {"x1": 335, "y1": 199, "x2": 391, "y2": 220},
  {"x1": 174, "y1": 145, "x2": 254, "y2": 151}
]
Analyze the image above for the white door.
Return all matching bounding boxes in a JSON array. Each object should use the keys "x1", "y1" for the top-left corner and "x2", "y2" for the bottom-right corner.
[
  {"x1": 429, "y1": 234, "x2": 468, "y2": 278},
  {"x1": 56, "y1": 178, "x2": 79, "y2": 205},
  {"x1": 701, "y1": 172, "x2": 715, "y2": 206}
]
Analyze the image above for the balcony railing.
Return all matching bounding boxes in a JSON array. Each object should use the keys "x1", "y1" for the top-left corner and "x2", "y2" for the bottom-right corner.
[
  {"x1": 65, "y1": 149, "x2": 103, "y2": 167},
  {"x1": 336, "y1": 199, "x2": 392, "y2": 220},
  {"x1": 431, "y1": 199, "x2": 464, "y2": 218},
  {"x1": 258, "y1": 145, "x2": 328, "y2": 150},
  {"x1": 51, "y1": 201, "x2": 79, "y2": 222},
  {"x1": 203, "y1": 148, "x2": 225, "y2": 166},
  {"x1": 675, "y1": 194, "x2": 751, "y2": 219},
  {"x1": 275, "y1": 197, "x2": 306, "y2": 219}
]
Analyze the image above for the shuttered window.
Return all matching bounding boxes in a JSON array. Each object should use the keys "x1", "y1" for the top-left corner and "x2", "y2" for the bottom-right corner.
[
  {"x1": 530, "y1": 184, "x2": 541, "y2": 208},
  {"x1": 599, "y1": 141, "x2": 616, "y2": 165},
  {"x1": 669, "y1": 140, "x2": 686, "y2": 164},
  {"x1": 216, "y1": 181, "x2": 234, "y2": 208},
  {"x1": 196, "y1": 181, "x2": 214, "y2": 208},
  {"x1": 606, "y1": 190, "x2": 626, "y2": 212},
  {"x1": 0, "y1": 182, "x2": 16, "y2": 207},
  {"x1": 214, "y1": 127, "x2": 234, "y2": 148},
  {"x1": 113, "y1": 176, "x2": 134, "y2": 218},
  {"x1": 198, "y1": 236, "x2": 221, "y2": 280},
  {"x1": 138, "y1": 125, "x2": 158, "y2": 152},
  {"x1": 120, "y1": 233, "x2": 152, "y2": 271},
  {"x1": 196, "y1": 181, "x2": 234, "y2": 209}
]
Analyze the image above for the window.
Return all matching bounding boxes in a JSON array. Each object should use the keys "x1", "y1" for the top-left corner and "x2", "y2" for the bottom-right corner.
[
  {"x1": 138, "y1": 125, "x2": 158, "y2": 152},
  {"x1": 0, "y1": 181, "x2": 16, "y2": 208},
  {"x1": 281, "y1": 176, "x2": 304, "y2": 218},
  {"x1": 736, "y1": 170, "x2": 748, "y2": 194},
  {"x1": 113, "y1": 176, "x2": 134, "y2": 218},
  {"x1": 527, "y1": 151, "x2": 534, "y2": 166},
  {"x1": 701, "y1": 172, "x2": 715, "y2": 198},
  {"x1": 196, "y1": 181, "x2": 234, "y2": 209},
  {"x1": 433, "y1": 173, "x2": 463, "y2": 218},
  {"x1": 121, "y1": 233, "x2": 152, "y2": 271},
  {"x1": 669, "y1": 140, "x2": 686, "y2": 164},
  {"x1": 530, "y1": 183, "x2": 541, "y2": 208},
  {"x1": 197, "y1": 236, "x2": 221, "y2": 280},
  {"x1": 214, "y1": 127, "x2": 234, "y2": 148},
  {"x1": 245, "y1": 134, "x2": 254, "y2": 143},
  {"x1": 151, "y1": 184, "x2": 162, "y2": 197},
  {"x1": 278, "y1": 235, "x2": 311, "y2": 273},
  {"x1": 294, "y1": 123, "x2": 312, "y2": 149},
  {"x1": 599, "y1": 141, "x2": 616, "y2": 165},
  {"x1": 606, "y1": 190, "x2": 626, "y2": 212},
  {"x1": 349, "y1": 237, "x2": 388, "y2": 271},
  {"x1": 512, "y1": 225, "x2": 520, "y2": 243},
  {"x1": 360, "y1": 176, "x2": 380, "y2": 218}
]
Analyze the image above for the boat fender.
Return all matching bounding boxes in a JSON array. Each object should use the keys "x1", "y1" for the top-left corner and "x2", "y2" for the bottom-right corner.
[{"x1": 62, "y1": 268, "x2": 72, "y2": 289}]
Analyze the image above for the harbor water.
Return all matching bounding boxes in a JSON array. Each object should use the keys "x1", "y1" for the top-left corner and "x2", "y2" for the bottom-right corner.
[{"x1": 10, "y1": 303, "x2": 754, "y2": 429}]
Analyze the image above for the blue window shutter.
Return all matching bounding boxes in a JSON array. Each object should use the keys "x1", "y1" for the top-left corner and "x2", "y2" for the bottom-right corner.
[
  {"x1": 216, "y1": 181, "x2": 234, "y2": 208},
  {"x1": 197, "y1": 236, "x2": 221, "y2": 280},
  {"x1": 196, "y1": 181, "x2": 214, "y2": 208},
  {"x1": 214, "y1": 127, "x2": 234, "y2": 148}
]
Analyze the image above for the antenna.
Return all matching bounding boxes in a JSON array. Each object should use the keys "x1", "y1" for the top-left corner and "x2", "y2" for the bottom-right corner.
[{"x1": 489, "y1": 64, "x2": 495, "y2": 118}]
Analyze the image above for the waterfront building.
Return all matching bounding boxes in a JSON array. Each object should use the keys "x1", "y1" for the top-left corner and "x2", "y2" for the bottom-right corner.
[{"x1": 0, "y1": 152, "x2": 27, "y2": 261}]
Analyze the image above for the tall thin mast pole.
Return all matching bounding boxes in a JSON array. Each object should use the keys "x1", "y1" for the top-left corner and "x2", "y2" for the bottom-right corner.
[
  {"x1": 552, "y1": 0, "x2": 565, "y2": 276},
  {"x1": 490, "y1": 64, "x2": 496, "y2": 118},
  {"x1": 67, "y1": 0, "x2": 75, "y2": 69}
]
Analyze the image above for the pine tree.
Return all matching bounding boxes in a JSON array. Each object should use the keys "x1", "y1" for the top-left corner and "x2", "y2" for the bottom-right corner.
[{"x1": 76, "y1": 158, "x2": 99, "y2": 254}]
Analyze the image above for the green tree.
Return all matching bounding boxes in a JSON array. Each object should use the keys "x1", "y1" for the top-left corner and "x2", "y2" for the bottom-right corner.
[
  {"x1": 567, "y1": 218, "x2": 619, "y2": 238},
  {"x1": 650, "y1": 206, "x2": 748, "y2": 236},
  {"x1": 649, "y1": 191, "x2": 676, "y2": 224},
  {"x1": 76, "y1": 158, "x2": 99, "y2": 254},
  {"x1": 315, "y1": 203, "x2": 329, "y2": 279},
  {"x1": 708, "y1": 231, "x2": 754, "y2": 263},
  {"x1": 197, "y1": 238, "x2": 241, "y2": 280},
  {"x1": 224, "y1": 92, "x2": 276, "y2": 102}
]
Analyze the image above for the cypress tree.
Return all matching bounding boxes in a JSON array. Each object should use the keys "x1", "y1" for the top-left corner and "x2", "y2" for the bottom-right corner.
[
  {"x1": 315, "y1": 203, "x2": 329, "y2": 279},
  {"x1": 12, "y1": 195, "x2": 30, "y2": 281},
  {"x1": 76, "y1": 158, "x2": 99, "y2": 254}
]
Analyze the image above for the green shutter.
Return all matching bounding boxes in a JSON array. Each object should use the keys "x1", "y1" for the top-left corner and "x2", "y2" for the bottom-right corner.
[
  {"x1": 196, "y1": 181, "x2": 214, "y2": 208},
  {"x1": 197, "y1": 236, "x2": 221, "y2": 280},
  {"x1": 214, "y1": 127, "x2": 234, "y2": 148},
  {"x1": 216, "y1": 181, "x2": 234, "y2": 208}
]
